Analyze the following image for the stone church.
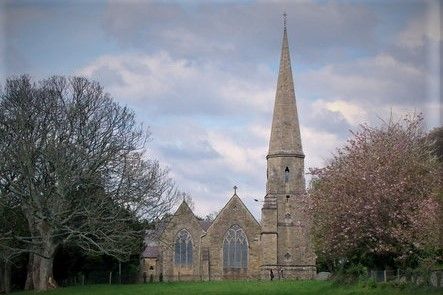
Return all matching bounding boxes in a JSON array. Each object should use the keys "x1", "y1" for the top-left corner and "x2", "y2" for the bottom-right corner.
[{"x1": 141, "y1": 21, "x2": 316, "y2": 282}]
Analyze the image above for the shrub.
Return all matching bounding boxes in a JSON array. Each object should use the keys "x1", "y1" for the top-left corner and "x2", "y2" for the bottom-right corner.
[{"x1": 332, "y1": 263, "x2": 368, "y2": 285}]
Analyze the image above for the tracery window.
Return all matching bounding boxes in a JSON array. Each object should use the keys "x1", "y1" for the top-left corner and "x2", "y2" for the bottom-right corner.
[
  {"x1": 174, "y1": 229, "x2": 193, "y2": 267},
  {"x1": 223, "y1": 224, "x2": 248, "y2": 269}
]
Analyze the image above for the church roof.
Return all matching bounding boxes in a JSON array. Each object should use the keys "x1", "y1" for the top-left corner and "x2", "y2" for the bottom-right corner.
[
  {"x1": 206, "y1": 193, "x2": 260, "y2": 232},
  {"x1": 142, "y1": 229, "x2": 160, "y2": 258},
  {"x1": 142, "y1": 245, "x2": 159, "y2": 258},
  {"x1": 268, "y1": 21, "x2": 304, "y2": 158},
  {"x1": 142, "y1": 192, "x2": 259, "y2": 258},
  {"x1": 199, "y1": 219, "x2": 212, "y2": 231},
  {"x1": 176, "y1": 200, "x2": 213, "y2": 232}
]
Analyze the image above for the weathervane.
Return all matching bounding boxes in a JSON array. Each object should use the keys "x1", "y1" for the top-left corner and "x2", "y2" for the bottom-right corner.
[{"x1": 283, "y1": 10, "x2": 287, "y2": 30}]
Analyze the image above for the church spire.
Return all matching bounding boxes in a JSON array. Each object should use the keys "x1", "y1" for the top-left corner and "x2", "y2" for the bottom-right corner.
[
  {"x1": 261, "y1": 14, "x2": 316, "y2": 279},
  {"x1": 268, "y1": 14, "x2": 303, "y2": 158}
]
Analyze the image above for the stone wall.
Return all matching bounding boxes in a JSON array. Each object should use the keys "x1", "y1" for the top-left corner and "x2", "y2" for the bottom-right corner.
[
  {"x1": 156, "y1": 195, "x2": 315, "y2": 282},
  {"x1": 159, "y1": 202, "x2": 205, "y2": 281},
  {"x1": 203, "y1": 195, "x2": 261, "y2": 280},
  {"x1": 140, "y1": 258, "x2": 160, "y2": 282}
]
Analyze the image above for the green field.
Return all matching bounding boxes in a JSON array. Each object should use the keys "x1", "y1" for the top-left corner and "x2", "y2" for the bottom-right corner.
[{"x1": 14, "y1": 280, "x2": 441, "y2": 295}]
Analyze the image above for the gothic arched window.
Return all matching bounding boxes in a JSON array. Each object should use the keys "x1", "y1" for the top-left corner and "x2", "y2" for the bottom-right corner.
[
  {"x1": 223, "y1": 225, "x2": 248, "y2": 269},
  {"x1": 174, "y1": 229, "x2": 193, "y2": 267}
]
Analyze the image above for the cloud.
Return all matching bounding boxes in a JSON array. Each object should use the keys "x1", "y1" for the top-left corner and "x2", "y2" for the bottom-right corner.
[
  {"x1": 301, "y1": 126, "x2": 343, "y2": 171},
  {"x1": 301, "y1": 53, "x2": 425, "y2": 106},
  {"x1": 147, "y1": 118, "x2": 269, "y2": 218},
  {"x1": 70, "y1": 1, "x2": 440, "y2": 219},
  {"x1": 313, "y1": 99, "x2": 368, "y2": 126},
  {"x1": 0, "y1": 0, "x2": 440, "y2": 220},
  {"x1": 396, "y1": 1, "x2": 442, "y2": 50},
  {"x1": 76, "y1": 48, "x2": 279, "y2": 218},
  {"x1": 77, "y1": 31, "x2": 439, "y2": 218},
  {"x1": 0, "y1": 1, "x2": 42, "y2": 78},
  {"x1": 102, "y1": 1, "x2": 378, "y2": 65},
  {"x1": 77, "y1": 51, "x2": 275, "y2": 117},
  {"x1": 208, "y1": 131, "x2": 264, "y2": 175}
]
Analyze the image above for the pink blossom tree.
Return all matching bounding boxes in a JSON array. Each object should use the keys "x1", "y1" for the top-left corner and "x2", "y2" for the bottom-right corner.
[{"x1": 309, "y1": 114, "x2": 440, "y2": 269}]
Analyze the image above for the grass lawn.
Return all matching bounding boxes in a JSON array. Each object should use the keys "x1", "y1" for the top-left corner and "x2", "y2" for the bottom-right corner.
[{"x1": 14, "y1": 280, "x2": 441, "y2": 295}]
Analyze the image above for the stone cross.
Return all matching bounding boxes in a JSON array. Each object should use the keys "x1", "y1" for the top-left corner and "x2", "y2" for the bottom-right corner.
[{"x1": 233, "y1": 186, "x2": 238, "y2": 195}]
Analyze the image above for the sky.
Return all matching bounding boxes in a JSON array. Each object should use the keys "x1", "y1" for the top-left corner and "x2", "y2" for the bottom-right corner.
[{"x1": 1, "y1": 0, "x2": 441, "y2": 219}]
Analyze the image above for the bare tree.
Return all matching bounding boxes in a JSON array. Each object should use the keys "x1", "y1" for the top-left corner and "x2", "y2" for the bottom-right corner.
[
  {"x1": 182, "y1": 193, "x2": 195, "y2": 211},
  {"x1": 204, "y1": 211, "x2": 219, "y2": 222},
  {"x1": 0, "y1": 200, "x2": 27, "y2": 293},
  {"x1": 0, "y1": 76, "x2": 179, "y2": 291}
]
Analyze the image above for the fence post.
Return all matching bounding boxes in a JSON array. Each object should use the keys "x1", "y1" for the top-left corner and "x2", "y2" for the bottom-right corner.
[
  {"x1": 81, "y1": 274, "x2": 85, "y2": 285},
  {"x1": 119, "y1": 261, "x2": 122, "y2": 284},
  {"x1": 384, "y1": 270, "x2": 387, "y2": 283},
  {"x1": 109, "y1": 271, "x2": 112, "y2": 285}
]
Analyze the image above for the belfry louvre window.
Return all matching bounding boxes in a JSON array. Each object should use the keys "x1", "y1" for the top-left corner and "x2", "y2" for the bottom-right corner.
[
  {"x1": 285, "y1": 167, "x2": 290, "y2": 182},
  {"x1": 174, "y1": 229, "x2": 193, "y2": 267},
  {"x1": 223, "y1": 224, "x2": 248, "y2": 269}
]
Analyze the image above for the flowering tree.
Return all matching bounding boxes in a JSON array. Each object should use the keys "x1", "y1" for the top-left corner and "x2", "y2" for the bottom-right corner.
[
  {"x1": 427, "y1": 127, "x2": 443, "y2": 248},
  {"x1": 309, "y1": 114, "x2": 440, "y2": 269}
]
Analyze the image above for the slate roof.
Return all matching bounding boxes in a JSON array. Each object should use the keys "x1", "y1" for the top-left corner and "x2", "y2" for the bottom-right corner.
[
  {"x1": 142, "y1": 245, "x2": 159, "y2": 258},
  {"x1": 141, "y1": 205, "x2": 214, "y2": 258},
  {"x1": 199, "y1": 219, "x2": 213, "y2": 231}
]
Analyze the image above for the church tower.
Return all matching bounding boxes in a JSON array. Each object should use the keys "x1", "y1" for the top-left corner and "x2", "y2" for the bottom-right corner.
[{"x1": 260, "y1": 14, "x2": 316, "y2": 279}]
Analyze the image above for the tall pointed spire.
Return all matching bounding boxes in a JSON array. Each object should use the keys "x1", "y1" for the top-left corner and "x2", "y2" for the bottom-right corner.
[
  {"x1": 260, "y1": 14, "x2": 316, "y2": 280},
  {"x1": 268, "y1": 14, "x2": 303, "y2": 158}
]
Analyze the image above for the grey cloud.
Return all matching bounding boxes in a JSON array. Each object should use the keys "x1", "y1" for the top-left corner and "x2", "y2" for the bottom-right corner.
[
  {"x1": 159, "y1": 139, "x2": 220, "y2": 161},
  {"x1": 299, "y1": 99, "x2": 353, "y2": 136},
  {"x1": 2, "y1": 1, "x2": 112, "y2": 79},
  {"x1": 299, "y1": 54, "x2": 427, "y2": 107},
  {"x1": 0, "y1": 43, "x2": 31, "y2": 79},
  {"x1": 147, "y1": 115, "x2": 268, "y2": 214},
  {"x1": 102, "y1": 1, "x2": 378, "y2": 65},
  {"x1": 4, "y1": 0, "x2": 436, "y2": 218},
  {"x1": 79, "y1": 52, "x2": 275, "y2": 118},
  {"x1": 84, "y1": 1, "x2": 437, "y2": 218}
]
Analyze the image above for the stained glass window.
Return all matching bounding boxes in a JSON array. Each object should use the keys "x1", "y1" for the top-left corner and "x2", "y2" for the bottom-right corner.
[
  {"x1": 174, "y1": 229, "x2": 193, "y2": 267},
  {"x1": 223, "y1": 225, "x2": 248, "y2": 269}
]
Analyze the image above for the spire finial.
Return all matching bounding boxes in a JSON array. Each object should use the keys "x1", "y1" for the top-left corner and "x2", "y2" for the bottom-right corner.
[
  {"x1": 283, "y1": 10, "x2": 287, "y2": 30},
  {"x1": 233, "y1": 185, "x2": 238, "y2": 195}
]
